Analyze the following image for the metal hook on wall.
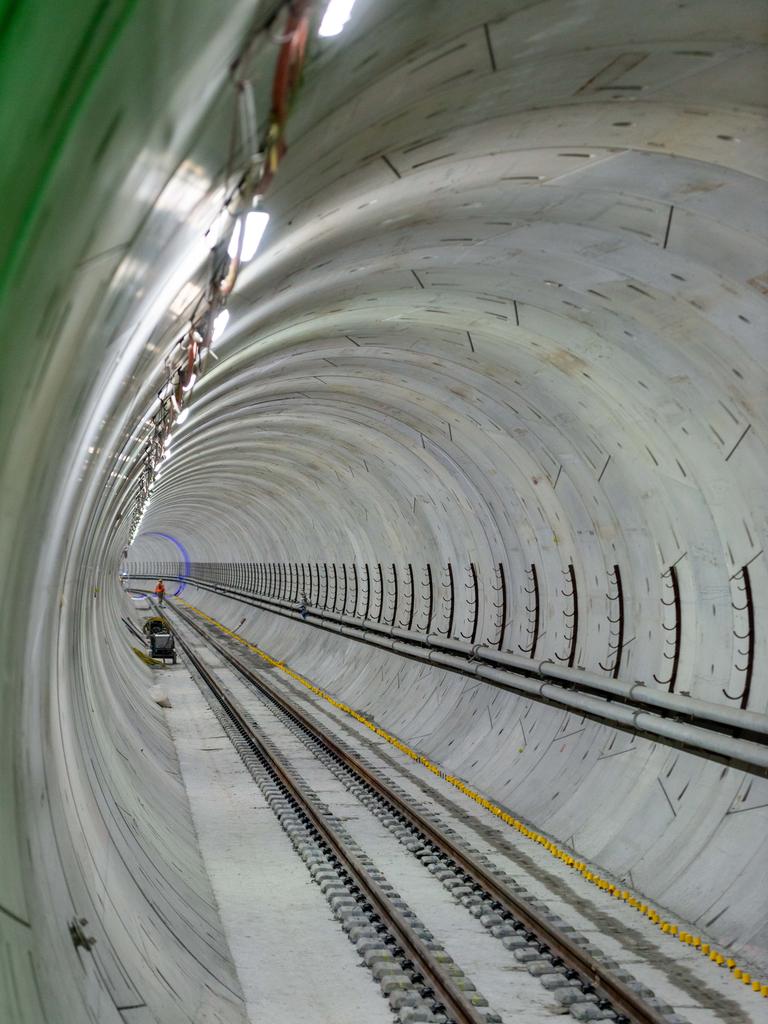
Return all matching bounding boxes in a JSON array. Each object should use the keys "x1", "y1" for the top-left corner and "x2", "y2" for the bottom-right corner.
[
  {"x1": 363, "y1": 563, "x2": 371, "y2": 620},
  {"x1": 723, "y1": 564, "x2": 755, "y2": 708},
  {"x1": 598, "y1": 564, "x2": 624, "y2": 678},
  {"x1": 375, "y1": 562, "x2": 384, "y2": 623},
  {"x1": 518, "y1": 563, "x2": 540, "y2": 659},
  {"x1": 313, "y1": 565, "x2": 323, "y2": 610},
  {"x1": 459, "y1": 562, "x2": 479, "y2": 645},
  {"x1": 351, "y1": 562, "x2": 359, "y2": 617},
  {"x1": 653, "y1": 564, "x2": 681, "y2": 691},
  {"x1": 485, "y1": 562, "x2": 508, "y2": 650},
  {"x1": 554, "y1": 563, "x2": 578, "y2": 667},
  {"x1": 436, "y1": 563, "x2": 455, "y2": 638},
  {"x1": 398, "y1": 563, "x2": 415, "y2": 630},
  {"x1": 420, "y1": 564, "x2": 434, "y2": 634},
  {"x1": 385, "y1": 563, "x2": 399, "y2": 627}
]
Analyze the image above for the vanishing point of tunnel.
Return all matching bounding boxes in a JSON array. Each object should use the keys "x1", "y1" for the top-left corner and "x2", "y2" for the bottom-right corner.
[{"x1": 0, "y1": 2, "x2": 766, "y2": 1022}]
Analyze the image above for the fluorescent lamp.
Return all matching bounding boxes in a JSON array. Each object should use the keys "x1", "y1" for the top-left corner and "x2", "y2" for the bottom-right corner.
[
  {"x1": 319, "y1": 0, "x2": 357, "y2": 36},
  {"x1": 228, "y1": 211, "x2": 270, "y2": 262},
  {"x1": 212, "y1": 309, "x2": 230, "y2": 342}
]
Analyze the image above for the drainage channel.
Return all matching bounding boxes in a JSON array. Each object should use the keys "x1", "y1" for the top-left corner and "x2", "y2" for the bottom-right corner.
[{"x1": 166, "y1": 599, "x2": 678, "y2": 1024}]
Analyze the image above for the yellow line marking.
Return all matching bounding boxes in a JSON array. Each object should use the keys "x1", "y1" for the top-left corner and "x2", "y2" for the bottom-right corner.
[
  {"x1": 132, "y1": 646, "x2": 163, "y2": 667},
  {"x1": 177, "y1": 597, "x2": 764, "y2": 995}
]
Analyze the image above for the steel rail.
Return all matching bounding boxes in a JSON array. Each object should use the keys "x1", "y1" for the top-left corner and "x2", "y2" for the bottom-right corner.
[
  {"x1": 167, "y1": 599, "x2": 668, "y2": 1024},
  {"x1": 167, "y1": 605, "x2": 490, "y2": 1024}
]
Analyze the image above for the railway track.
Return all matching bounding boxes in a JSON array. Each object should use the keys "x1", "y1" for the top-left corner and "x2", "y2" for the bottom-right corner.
[{"x1": 164, "y1": 598, "x2": 673, "y2": 1024}]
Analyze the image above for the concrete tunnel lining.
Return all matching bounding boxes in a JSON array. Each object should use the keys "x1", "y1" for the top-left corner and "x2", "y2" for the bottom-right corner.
[{"x1": 0, "y1": 0, "x2": 766, "y2": 1021}]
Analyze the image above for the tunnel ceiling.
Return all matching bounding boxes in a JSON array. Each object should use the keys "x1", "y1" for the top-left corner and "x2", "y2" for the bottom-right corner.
[
  {"x1": 0, "y1": 1, "x2": 765, "y2": 748},
  {"x1": 1, "y1": 0, "x2": 764, "y2": 697},
  {"x1": 121, "y1": 0, "x2": 767, "y2": 707}
]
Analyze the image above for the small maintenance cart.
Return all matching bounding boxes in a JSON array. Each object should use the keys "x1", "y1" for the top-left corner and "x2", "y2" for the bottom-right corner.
[{"x1": 142, "y1": 616, "x2": 177, "y2": 664}]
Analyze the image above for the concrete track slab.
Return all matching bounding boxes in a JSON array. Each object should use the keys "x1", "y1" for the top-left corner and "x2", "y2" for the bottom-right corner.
[
  {"x1": 164, "y1": 667, "x2": 393, "y2": 1024},
  {"x1": 214, "y1": 658, "x2": 558, "y2": 1021}
]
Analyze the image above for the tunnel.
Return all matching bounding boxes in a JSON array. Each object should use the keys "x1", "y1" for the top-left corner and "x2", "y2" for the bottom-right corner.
[{"x1": 0, "y1": 1, "x2": 766, "y2": 1022}]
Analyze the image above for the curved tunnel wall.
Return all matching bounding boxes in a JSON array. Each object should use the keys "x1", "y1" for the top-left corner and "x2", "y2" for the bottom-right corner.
[
  {"x1": 133, "y1": 0, "x2": 767, "y2": 969},
  {"x1": 0, "y1": 1, "x2": 766, "y2": 1021}
]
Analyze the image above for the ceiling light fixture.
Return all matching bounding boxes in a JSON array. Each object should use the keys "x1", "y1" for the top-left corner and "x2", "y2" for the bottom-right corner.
[
  {"x1": 319, "y1": 0, "x2": 357, "y2": 37},
  {"x1": 228, "y1": 210, "x2": 270, "y2": 262},
  {"x1": 212, "y1": 309, "x2": 230, "y2": 342}
]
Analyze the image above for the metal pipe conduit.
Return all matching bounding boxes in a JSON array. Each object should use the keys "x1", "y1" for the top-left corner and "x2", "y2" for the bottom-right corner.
[
  {"x1": 165, "y1": 574, "x2": 768, "y2": 738},
  {"x1": 127, "y1": 575, "x2": 768, "y2": 774}
]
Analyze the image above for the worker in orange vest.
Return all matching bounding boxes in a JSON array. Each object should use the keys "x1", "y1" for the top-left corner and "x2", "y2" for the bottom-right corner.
[{"x1": 155, "y1": 579, "x2": 166, "y2": 606}]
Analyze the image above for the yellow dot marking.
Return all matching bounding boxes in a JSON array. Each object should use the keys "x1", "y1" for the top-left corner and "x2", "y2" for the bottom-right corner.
[{"x1": 176, "y1": 597, "x2": 762, "y2": 995}]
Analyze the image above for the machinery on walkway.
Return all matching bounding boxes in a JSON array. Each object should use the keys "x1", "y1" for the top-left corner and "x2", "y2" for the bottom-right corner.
[{"x1": 142, "y1": 616, "x2": 177, "y2": 664}]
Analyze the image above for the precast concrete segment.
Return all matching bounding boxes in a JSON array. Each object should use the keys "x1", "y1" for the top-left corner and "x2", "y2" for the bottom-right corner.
[
  {"x1": 163, "y1": 660, "x2": 394, "y2": 1024},
  {"x1": 170, "y1": 593, "x2": 768, "y2": 995}
]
